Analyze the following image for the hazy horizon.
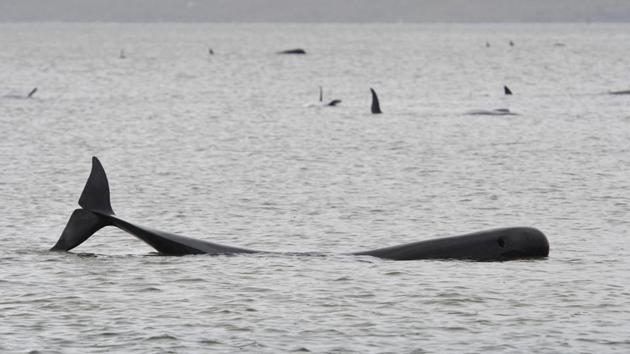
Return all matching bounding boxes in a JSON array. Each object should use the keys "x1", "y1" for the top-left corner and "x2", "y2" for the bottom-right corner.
[{"x1": 2, "y1": 0, "x2": 630, "y2": 23}]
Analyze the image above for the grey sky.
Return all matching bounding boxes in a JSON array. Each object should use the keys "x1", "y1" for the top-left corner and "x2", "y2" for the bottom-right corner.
[{"x1": 1, "y1": 0, "x2": 630, "y2": 22}]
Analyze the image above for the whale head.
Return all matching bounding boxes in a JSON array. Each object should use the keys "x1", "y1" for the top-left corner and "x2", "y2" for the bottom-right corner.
[{"x1": 495, "y1": 227, "x2": 549, "y2": 260}]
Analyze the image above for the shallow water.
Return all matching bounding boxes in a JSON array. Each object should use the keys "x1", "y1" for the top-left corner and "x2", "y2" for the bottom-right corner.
[{"x1": 1, "y1": 23, "x2": 630, "y2": 353}]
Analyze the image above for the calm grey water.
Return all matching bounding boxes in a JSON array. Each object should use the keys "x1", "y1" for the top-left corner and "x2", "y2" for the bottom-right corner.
[{"x1": 1, "y1": 23, "x2": 630, "y2": 353}]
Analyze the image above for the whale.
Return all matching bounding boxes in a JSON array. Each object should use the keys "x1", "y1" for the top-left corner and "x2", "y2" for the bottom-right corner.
[
  {"x1": 466, "y1": 108, "x2": 518, "y2": 116},
  {"x1": 504, "y1": 85, "x2": 512, "y2": 95},
  {"x1": 3, "y1": 87, "x2": 37, "y2": 99},
  {"x1": 609, "y1": 89, "x2": 630, "y2": 95},
  {"x1": 370, "y1": 88, "x2": 382, "y2": 114},
  {"x1": 318, "y1": 86, "x2": 341, "y2": 107},
  {"x1": 278, "y1": 48, "x2": 306, "y2": 55},
  {"x1": 51, "y1": 157, "x2": 549, "y2": 261}
]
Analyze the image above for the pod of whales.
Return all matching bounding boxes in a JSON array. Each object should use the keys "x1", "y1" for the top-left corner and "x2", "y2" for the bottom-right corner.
[{"x1": 51, "y1": 157, "x2": 549, "y2": 261}]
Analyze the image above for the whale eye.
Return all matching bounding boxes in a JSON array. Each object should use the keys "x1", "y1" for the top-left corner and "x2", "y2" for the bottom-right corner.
[{"x1": 497, "y1": 237, "x2": 505, "y2": 247}]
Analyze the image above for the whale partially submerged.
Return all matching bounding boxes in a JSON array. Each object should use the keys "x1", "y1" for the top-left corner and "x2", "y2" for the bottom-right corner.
[
  {"x1": 3, "y1": 87, "x2": 37, "y2": 99},
  {"x1": 278, "y1": 48, "x2": 306, "y2": 55},
  {"x1": 312, "y1": 86, "x2": 341, "y2": 107},
  {"x1": 466, "y1": 108, "x2": 518, "y2": 116},
  {"x1": 370, "y1": 88, "x2": 382, "y2": 114},
  {"x1": 609, "y1": 89, "x2": 630, "y2": 95},
  {"x1": 51, "y1": 157, "x2": 549, "y2": 261}
]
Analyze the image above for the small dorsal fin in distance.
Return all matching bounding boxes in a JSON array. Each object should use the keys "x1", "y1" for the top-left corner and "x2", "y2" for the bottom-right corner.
[
  {"x1": 78, "y1": 157, "x2": 115, "y2": 215},
  {"x1": 27, "y1": 87, "x2": 37, "y2": 98},
  {"x1": 504, "y1": 85, "x2": 512, "y2": 95},
  {"x1": 319, "y1": 86, "x2": 323, "y2": 102},
  {"x1": 327, "y1": 99, "x2": 342, "y2": 106},
  {"x1": 370, "y1": 88, "x2": 382, "y2": 114}
]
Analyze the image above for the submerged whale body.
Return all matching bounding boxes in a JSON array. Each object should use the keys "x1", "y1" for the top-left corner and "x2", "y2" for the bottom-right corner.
[
  {"x1": 319, "y1": 86, "x2": 341, "y2": 107},
  {"x1": 466, "y1": 108, "x2": 518, "y2": 116},
  {"x1": 609, "y1": 89, "x2": 630, "y2": 95},
  {"x1": 51, "y1": 157, "x2": 549, "y2": 261},
  {"x1": 3, "y1": 87, "x2": 37, "y2": 99},
  {"x1": 278, "y1": 48, "x2": 306, "y2": 54}
]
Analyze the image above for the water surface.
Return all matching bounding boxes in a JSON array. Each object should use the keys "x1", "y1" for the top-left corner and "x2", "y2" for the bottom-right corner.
[{"x1": 1, "y1": 23, "x2": 630, "y2": 353}]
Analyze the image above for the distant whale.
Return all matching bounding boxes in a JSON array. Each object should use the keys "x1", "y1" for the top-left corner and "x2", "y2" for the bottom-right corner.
[
  {"x1": 51, "y1": 157, "x2": 549, "y2": 261},
  {"x1": 609, "y1": 89, "x2": 630, "y2": 95},
  {"x1": 278, "y1": 48, "x2": 306, "y2": 55},
  {"x1": 2, "y1": 87, "x2": 37, "y2": 99},
  {"x1": 370, "y1": 88, "x2": 382, "y2": 114},
  {"x1": 319, "y1": 86, "x2": 341, "y2": 107},
  {"x1": 466, "y1": 108, "x2": 518, "y2": 116},
  {"x1": 504, "y1": 85, "x2": 513, "y2": 95}
]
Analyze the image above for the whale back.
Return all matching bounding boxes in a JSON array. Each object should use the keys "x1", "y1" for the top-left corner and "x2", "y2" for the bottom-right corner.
[{"x1": 354, "y1": 227, "x2": 549, "y2": 261}]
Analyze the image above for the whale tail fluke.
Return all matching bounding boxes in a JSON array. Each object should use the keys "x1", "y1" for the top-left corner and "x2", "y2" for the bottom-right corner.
[
  {"x1": 50, "y1": 209, "x2": 109, "y2": 251},
  {"x1": 504, "y1": 85, "x2": 512, "y2": 95},
  {"x1": 51, "y1": 157, "x2": 115, "y2": 251},
  {"x1": 370, "y1": 88, "x2": 382, "y2": 114},
  {"x1": 79, "y1": 157, "x2": 115, "y2": 216}
]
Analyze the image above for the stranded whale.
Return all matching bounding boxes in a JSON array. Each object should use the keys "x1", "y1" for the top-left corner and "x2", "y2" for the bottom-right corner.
[{"x1": 51, "y1": 157, "x2": 549, "y2": 261}]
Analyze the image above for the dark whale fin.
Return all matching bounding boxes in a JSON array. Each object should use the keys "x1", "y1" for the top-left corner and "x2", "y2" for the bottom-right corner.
[
  {"x1": 319, "y1": 86, "x2": 323, "y2": 102},
  {"x1": 326, "y1": 99, "x2": 342, "y2": 106},
  {"x1": 79, "y1": 157, "x2": 115, "y2": 215},
  {"x1": 504, "y1": 85, "x2": 512, "y2": 95},
  {"x1": 27, "y1": 87, "x2": 37, "y2": 98},
  {"x1": 50, "y1": 209, "x2": 109, "y2": 251},
  {"x1": 370, "y1": 88, "x2": 382, "y2": 114}
]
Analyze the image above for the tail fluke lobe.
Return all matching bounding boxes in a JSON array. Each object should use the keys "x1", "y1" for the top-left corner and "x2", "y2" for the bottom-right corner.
[
  {"x1": 50, "y1": 209, "x2": 110, "y2": 251},
  {"x1": 79, "y1": 157, "x2": 115, "y2": 215},
  {"x1": 370, "y1": 88, "x2": 382, "y2": 114}
]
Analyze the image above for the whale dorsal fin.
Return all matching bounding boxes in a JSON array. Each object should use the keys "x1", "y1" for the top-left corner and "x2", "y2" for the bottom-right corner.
[
  {"x1": 79, "y1": 157, "x2": 115, "y2": 215},
  {"x1": 327, "y1": 99, "x2": 341, "y2": 106},
  {"x1": 504, "y1": 85, "x2": 512, "y2": 95},
  {"x1": 370, "y1": 88, "x2": 382, "y2": 114},
  {"x1": 27, "y1": 87, "x2": 37, "y2": 98},
  {"x1": 319, "y1": 86, "x2": 323, "y2": 102}
]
